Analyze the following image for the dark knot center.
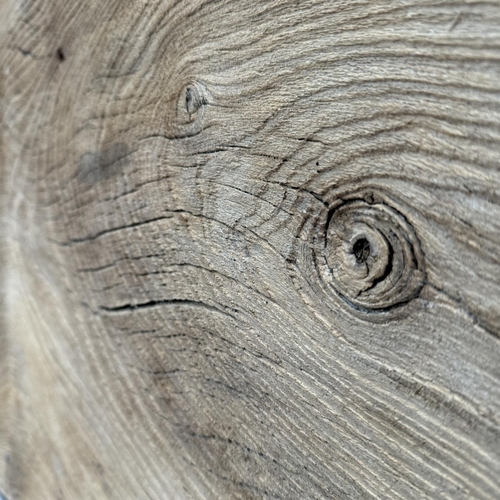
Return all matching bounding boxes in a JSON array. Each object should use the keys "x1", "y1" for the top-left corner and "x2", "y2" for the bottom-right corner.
[{"x1": 352, "y1": 237, "x2": 371, "y2": 264}]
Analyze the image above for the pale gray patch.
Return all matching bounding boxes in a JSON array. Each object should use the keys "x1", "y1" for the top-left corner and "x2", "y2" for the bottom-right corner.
[{"x1": 78, "y1": 142, "x2": 130, "y2": 184}]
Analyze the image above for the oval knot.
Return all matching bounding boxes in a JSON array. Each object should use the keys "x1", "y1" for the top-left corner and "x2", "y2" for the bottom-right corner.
[{"x1": 325, "y1": 194, "x2": 425, "y2": 311}]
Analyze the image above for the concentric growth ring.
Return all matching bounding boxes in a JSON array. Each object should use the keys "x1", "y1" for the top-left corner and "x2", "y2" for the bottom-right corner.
[{"x1": 324, "y1": 194, "x2": 425, "y2": 311}]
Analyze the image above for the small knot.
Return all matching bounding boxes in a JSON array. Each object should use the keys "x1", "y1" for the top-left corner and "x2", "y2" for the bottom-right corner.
[
  {"x1": 185, "y1": 84, "x2": 208, "y2": 117},
  {"x1": 56, "y1": 47, "x2": 65, "y2": 62},
  {"x1": 174, "y1": 81, "x2": 210, "y2": 133}
]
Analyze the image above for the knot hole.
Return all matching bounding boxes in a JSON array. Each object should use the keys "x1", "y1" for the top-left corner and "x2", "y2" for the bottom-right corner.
[{"x1": 352, "y1": 237, "x2": 371, "y2": 264}]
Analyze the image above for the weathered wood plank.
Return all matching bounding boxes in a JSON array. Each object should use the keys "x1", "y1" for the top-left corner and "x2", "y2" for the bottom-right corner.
[{"x1": 2, "y1": 0, "x2": 500, "y2": 498}]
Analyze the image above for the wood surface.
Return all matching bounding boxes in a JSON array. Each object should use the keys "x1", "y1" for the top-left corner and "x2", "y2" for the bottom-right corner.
[{"x1": 2, "y1": 0, "x2": 500, "y2": 498}]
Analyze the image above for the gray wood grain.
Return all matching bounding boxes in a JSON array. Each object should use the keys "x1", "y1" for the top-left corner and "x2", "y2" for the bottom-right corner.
[{"x1": 1, "y1": 0, "x2": 500, "y2": 498}]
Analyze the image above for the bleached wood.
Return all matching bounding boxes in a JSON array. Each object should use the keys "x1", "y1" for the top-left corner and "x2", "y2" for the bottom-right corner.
[{"x1": 2, "y1": 0, "x2": 500, "y2": 498}]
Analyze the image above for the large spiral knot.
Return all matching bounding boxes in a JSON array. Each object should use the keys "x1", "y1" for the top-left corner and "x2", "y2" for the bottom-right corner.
[{"x1": 324, "y1": 193, "x2": 425, "y2": 312}]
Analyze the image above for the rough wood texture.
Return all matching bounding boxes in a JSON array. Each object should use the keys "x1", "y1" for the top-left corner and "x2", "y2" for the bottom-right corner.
[{"x1": 2, "y1": 0, "x2": 500, "y2": 498}]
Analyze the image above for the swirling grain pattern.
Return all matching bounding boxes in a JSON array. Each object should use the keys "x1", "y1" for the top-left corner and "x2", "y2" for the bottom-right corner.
[{"x1": 2, "y1": 0, "x2": 500, "y2": 498}]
